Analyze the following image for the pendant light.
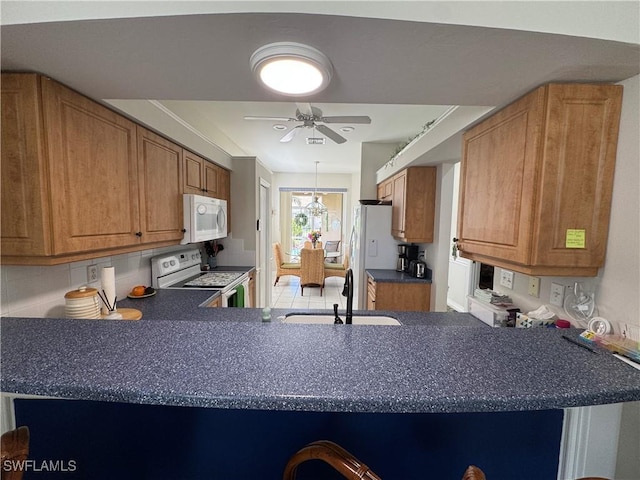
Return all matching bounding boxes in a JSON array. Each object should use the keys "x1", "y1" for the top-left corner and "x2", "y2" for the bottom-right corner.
[{"x1": 305, "y1": 161, "x2": 328, "y2": 216}]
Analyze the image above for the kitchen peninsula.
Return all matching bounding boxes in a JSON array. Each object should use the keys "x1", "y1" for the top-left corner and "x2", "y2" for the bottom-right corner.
[{"x1": 2, "y1": 301, "x2": 639, "y2": 479}]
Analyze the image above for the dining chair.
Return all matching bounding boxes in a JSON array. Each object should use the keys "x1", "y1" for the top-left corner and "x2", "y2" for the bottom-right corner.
[
  {"x1": 324, "y1": 240, "x2": 341, "y2": 263},
  {"x1": 300, "y1": 247, "x2": 325, "y2": 296},
  {"x1": 273, "y1": 242, "x2": 301, "y2": 286},
  {"x1": 324, "y1": 251, "x2": 350, "y2": 281}
]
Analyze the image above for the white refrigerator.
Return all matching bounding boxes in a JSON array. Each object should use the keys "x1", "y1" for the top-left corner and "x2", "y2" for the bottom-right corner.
[{"x1": 349, "y1": 204, "x2": 398, "y2": 309}]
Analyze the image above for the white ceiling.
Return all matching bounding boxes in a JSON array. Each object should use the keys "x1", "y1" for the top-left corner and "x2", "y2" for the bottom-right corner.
[{"x1": 2, "y1": 4, "x2": 638, "y2": 173}]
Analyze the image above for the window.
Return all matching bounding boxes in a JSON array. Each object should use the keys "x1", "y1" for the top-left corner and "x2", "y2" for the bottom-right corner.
[{"x1": 279, "y1": 189, "x2": 345, "y2": 260}]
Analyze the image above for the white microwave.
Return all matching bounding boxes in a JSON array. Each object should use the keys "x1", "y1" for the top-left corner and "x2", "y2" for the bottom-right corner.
[{"x1": 181, "y1": 194, "x2": 227, "y2": 244}]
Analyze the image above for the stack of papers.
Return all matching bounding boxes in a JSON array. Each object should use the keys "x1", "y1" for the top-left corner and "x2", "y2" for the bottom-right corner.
[{"x1": 474, "y1": 288, "x2": 513, "y2": 305}]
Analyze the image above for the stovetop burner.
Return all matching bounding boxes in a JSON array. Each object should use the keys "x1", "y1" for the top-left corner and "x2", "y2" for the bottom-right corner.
[{"x1": 184, "y1": 271, "x2": 244, "y2": 288}]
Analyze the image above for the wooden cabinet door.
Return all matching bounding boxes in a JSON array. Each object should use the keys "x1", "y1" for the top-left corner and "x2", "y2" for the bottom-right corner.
[
  {"x1": 183, "y1": 150, "x2": 204, "y2": 195},
  {"x1": 42, "y1": 77, "x2": 141, "y2": 254},
  {"x1": 377, "y1": 179, "x2": 393, "y2": 201},
  {"x1": 218, "y1": 168, "x2": 231, "y2": 231},
  {"x1": 1, "y1": 74, "x2": 53, "y2": 257},
  {"x1": 458, "y1": 87, "x2": 544, "y2": 266},
  {"x1": 532, "y1": 84, "x2": 622, "y2": 270},
  {"x1": 203, "y1": 161, "x2": 219, "y2": 197},
  {"x1": 403, "y1": 167, "x2": 436, "y2": 242},
  {"x1": 391, "y1": 171, "x2": 406, "y2": 237},
  {"x1": 375, "y1": 282, "x2": 431, "y2": 312},
  {"x1": 366, "y1": 278, "x2": 376, "y2": 310},
  {"x1": 137, "y1": 127, "x2": 184, "y2": 244}
]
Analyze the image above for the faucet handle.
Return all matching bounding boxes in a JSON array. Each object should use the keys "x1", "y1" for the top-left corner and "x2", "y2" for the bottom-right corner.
[{"x1": 333, "y1": 303, "x2": 343, "y2": 324}]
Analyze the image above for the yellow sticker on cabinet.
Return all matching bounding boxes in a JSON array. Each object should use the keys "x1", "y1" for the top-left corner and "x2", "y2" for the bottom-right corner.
[{"x1": 566, "y1": 229, "x2": 586, "y2": 249}]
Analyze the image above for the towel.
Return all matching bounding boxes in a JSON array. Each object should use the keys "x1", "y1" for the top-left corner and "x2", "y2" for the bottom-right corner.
[{"x1": 235, "y1": 285, "x2": 245, "y2": 308}]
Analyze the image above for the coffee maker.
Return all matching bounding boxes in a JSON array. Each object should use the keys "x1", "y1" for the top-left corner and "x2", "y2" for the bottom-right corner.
[{"x1": 396, "y1": 244, "x2": 419, "y2": 272}]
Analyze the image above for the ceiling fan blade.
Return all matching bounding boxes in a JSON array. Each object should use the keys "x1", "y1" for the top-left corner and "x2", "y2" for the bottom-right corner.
[
  {"x1": 244, "y1": 115, "x2": 296, "y2": 122},
  {"x1": 280, "y1": 126, "x2": 303, "y2": 143},
  {"x1": 316, "y1": 124, "x2": 346, "y2": 144},
  {"x1": 295, "y1": 103, "x2": 314, "y2": 117},
  {"x1": 321, "y1": 115, "x2": 372, "y2": 124}
]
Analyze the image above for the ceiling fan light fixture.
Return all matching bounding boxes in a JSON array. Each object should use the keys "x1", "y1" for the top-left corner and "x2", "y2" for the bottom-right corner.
[{"x1": 250, "y1": 42, "x2": 333, "y2": 96}]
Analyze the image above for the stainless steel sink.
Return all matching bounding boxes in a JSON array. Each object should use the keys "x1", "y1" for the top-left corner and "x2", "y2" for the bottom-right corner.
[{"x1": 282, "y1": 314, "x2": 401, "y2": 325}]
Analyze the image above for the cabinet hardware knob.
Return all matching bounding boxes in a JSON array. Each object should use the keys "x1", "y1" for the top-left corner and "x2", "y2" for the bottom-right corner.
[
  {"x1": 135, "y1": 232, "x2": 142, "y2": 237},
  {"x1": 181, "y1": 228, "x2": 187, "y2": 233}
]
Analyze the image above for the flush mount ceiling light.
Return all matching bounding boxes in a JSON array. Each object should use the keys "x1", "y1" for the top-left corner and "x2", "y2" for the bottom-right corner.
[
  {"x1": 250, "y1": 42, "x2": 333, "y2": 96},
  {"x1": 273, "y1": 124, "x2": 287, "y2": 131},
  {"x1": 340, "y1": 126, "x2": 355, "y2": 133}
]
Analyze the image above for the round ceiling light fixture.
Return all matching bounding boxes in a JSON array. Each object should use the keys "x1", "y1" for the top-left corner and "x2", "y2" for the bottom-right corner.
[{"x1": 250, "y1": 42, "x2": 333, "y2": 96}]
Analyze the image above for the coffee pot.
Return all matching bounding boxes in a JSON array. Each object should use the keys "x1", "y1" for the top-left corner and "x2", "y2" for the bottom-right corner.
[
  {"x1": 397, "y1": 256, "x2": 409, "y2": 272},
  {"x1": 397, "y1": 244, "x2": 418, "y2": 272}
]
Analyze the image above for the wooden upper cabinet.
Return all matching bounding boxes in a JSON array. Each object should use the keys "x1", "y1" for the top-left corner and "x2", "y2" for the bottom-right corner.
[
  {"x1": 1, "y1": 74, "x2": 194, "y2": 264},
  {"x1": 457, "y1": 83, "x2": 623, "y2": 276},
  {"x1": 137, "y1": 127, "x2": 184, "y2": 244},
  {"x1": 391, "y1": 171, "x2": 407, "y2": 237},
  {"x1": 183, "y1": 150, "x2": 222, "y2": 198},
  {"x1": 1, "y1": 74, "x2": 52, "y2": 257},
  {"x1": 1, "y1": 74, "x2": 142, "y2": 259},
  {"x1": 385, "y1": 166, "x2": 436, "y2": 243},
  {"x1": 43, "y1": 78, "x2": 141, "y2": 255},
  {"x1": 377, "y1": 178, "x2": 393, "y2": 201},
  {"x1": 217, "y1": 168, "x2": 231, "y2": 231},
  {"x1": 203, "y1": 161, "x2": 220, "y2": 197},
  {"x1": 183, "y1": 150, "x2": 205, "y2": 195}
]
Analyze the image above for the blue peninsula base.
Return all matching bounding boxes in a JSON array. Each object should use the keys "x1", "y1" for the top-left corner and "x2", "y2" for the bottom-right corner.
[{"x1": 15, "y1": 399, "x2": 563, "y2": 479}]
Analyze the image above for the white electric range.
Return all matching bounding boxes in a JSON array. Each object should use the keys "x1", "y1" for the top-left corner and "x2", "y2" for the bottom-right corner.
[{"x1": 151, "y1": 248, "x2": 249, "y2": 307}]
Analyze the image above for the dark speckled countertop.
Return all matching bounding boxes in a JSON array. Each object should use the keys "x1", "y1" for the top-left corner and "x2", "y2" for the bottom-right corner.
[
  {"x1": 2, "y1": 290, "x2": 640, "y2": 414},
  {"x1": 367, "y1": 268, "x2": 432, "y2": 283}
]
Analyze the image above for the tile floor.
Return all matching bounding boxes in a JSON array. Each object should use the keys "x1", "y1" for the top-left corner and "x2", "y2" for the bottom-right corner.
[{"x1": 271, "y1": 274, "x2": 346, "y2": 310}]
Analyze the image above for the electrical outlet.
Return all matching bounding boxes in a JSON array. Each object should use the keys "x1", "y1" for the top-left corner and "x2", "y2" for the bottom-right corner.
[
  {"x1": 528, "y1": 276, "x2": 540, "y2": 297},
  {"x1": 550, "y1": 282, "x2": 565, "y2": 307},
  {"x1": 499, "y1": 270, "x2": 514, "y2": 289},
  {"x1": 87, "y1": 265, "x2": 98, "y2": 283}
]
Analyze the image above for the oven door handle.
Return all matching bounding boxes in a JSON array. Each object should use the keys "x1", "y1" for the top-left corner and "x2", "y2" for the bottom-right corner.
[{"x1": 222, "y1": 289, "x2": 237, "y2": 300}]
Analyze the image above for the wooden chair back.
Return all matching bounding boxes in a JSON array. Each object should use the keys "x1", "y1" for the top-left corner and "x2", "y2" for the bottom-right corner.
[
  {"x1": 1, "y1": 426, "x2": 29, "y2": 480},
  {"x1": 300, "y1": 247, "x2": 325, "y2": 295}
]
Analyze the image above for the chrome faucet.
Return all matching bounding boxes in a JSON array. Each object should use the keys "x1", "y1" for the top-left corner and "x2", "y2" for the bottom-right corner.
[{"x1": 341, "y1": 268, "x2": 354, "y2": 325}]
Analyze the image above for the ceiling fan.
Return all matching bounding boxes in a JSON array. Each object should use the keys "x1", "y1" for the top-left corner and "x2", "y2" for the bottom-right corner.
[{"x1": 243, "y1": 103, "x2": 371, "y2": 144}]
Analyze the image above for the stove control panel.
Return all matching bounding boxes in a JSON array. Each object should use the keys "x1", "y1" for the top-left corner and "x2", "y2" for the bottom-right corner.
[{"x1": 152, "y1": 249, "x2": 201, "y2": 276}]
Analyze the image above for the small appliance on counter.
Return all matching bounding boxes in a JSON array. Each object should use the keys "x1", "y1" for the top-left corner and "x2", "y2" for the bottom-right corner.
[
  {"x1": 397, "y1": 244, "x2": 418, "y2": 272},
  {"x1": 408, "y1": 252, "x2": 427, "y2": 278}
]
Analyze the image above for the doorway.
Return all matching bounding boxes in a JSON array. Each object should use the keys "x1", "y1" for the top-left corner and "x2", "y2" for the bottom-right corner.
[{"x1": 258, "y1": 178, "x2": 270, "y2": 308}]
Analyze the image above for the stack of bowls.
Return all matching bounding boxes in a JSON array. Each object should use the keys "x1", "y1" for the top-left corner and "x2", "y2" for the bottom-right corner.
[{"x1": 64, "y1": 286, "x2": 101, "y2": 319}]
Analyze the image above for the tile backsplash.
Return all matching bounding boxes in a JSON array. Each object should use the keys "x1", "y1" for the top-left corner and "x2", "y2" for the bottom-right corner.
[
  {"x1": 0, "y1": 249, "x2": 158, "y2": 318},
  {"x1": 0, "y1": 234, "x2": 256, "y2": 319}
]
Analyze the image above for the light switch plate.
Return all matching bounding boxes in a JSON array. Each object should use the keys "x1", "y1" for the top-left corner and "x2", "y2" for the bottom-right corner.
[
  {"x1": 528, "y1": 276, "x2": 540, "y2": 297},
  {"x1": 500, "y1": 270, "x2": 514, "y2": 289},
  {"x1": 550, "y1": 282, "x2": 565, "y2": 307}
]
